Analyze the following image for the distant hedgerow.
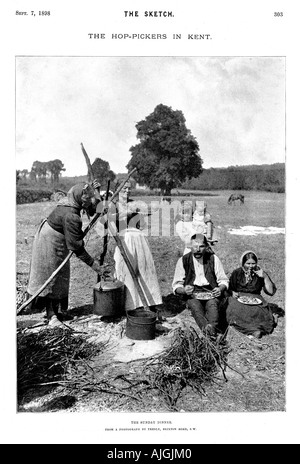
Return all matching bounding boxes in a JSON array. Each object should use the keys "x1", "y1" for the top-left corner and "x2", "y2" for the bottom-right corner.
[{"x1": 17, "y1": 188, "x2": 53, "y2": 204}]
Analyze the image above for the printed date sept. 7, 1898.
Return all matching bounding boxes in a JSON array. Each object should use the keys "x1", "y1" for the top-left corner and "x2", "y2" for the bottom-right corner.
[{"x1": 16, "y1": 11, "x2": 51, "y2": 16}]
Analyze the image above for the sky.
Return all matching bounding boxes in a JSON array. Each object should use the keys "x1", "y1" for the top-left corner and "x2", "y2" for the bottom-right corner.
[{"x1": 16, "y1": 56, "x2": 285, "y2": 177}]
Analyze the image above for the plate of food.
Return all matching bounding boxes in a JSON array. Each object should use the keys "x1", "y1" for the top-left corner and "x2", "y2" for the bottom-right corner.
[
  {"x1": 237, "y1": 296, "x2": 262, "y2": 305},
  {"x1": 193, "y1": 292, "x2": 213, "y2": 300}
]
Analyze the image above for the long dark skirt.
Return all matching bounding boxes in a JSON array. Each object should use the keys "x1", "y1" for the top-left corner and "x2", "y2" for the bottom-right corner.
[{"x1": 226, "y1": 293, "x2": 276, "y2": 336}]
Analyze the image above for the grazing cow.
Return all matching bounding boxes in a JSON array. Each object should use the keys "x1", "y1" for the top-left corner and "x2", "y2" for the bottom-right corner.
[{"x1": 228, "y1": 193, "x2": 245, "y2": 205}]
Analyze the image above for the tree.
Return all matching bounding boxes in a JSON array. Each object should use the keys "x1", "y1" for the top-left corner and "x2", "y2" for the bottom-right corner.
[
  {"x1": 126, "y1": 104, "x2": 202, "y2": 196},
  {"x1": 29, "y1": 169, "x2": 37, "y2": 182},
  {"x1": 91, "y1": 157, "x2": 116, "y2": 185},
  {"x1": 21, "y1": 169, "x2": 29, "y2": 180},
  {"x1": 47, "y1": 159, "x2": 66, "y2": 184},
  {"x1": 31, "y1": 161, "x2": 48, "y2": 183}
]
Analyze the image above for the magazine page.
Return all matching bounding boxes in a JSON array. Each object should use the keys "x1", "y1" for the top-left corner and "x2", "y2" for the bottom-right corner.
[{"x1": 2, "y1": 0, "x2": 299, "y2": 445}]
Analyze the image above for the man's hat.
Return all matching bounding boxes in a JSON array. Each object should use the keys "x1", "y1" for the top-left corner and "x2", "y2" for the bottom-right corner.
[{"x1": 190, "y1": 232, "x2": 208, "y2": 243}]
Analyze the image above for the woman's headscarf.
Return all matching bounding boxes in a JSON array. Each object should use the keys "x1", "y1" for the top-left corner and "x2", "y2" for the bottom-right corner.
[
  {"x1": 240, "y1": 250, "x2": 258, "y2": 283},
  {"x1": 59, "y1": 183, "x2": 95, "y2": 210}
]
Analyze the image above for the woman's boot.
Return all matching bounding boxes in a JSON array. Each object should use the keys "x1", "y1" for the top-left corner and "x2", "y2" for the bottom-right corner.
[
  {"x1": 46, "y1": 299, "x2": 63, "y2": 327},
  {"x1": 57, "y1": 297, "x2": 72, "y2": 321}
]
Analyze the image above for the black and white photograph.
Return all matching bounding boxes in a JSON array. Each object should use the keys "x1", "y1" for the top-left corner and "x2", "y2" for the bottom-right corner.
[
  {"x1": 2, "y1": 0, "x2": 299, "y2": 445},
  {"x1": 15, "y1": 55, "x2": 285, "y2": 415}
]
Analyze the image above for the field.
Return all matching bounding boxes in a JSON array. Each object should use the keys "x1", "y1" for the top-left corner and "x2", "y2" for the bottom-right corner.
[{"x1": 16, "y1": 190, "x2": 286, "y2": 413}]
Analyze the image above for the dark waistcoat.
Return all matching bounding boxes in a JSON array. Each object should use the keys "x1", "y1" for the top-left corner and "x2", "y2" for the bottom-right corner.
[{"x1": 182, "y1": 252, "x2": 218, "y2": 289}]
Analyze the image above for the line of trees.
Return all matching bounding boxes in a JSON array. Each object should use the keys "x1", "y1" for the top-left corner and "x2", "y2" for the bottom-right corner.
[
  {"x1": 17, "y1": 156, "x2": 118, "y2": 187},
  {"x1": 181, "y1": 164, "x2": 285, "y2": 193},
  {"x1": 17, "y1": 159, "x2": 66, "y2": 185}
]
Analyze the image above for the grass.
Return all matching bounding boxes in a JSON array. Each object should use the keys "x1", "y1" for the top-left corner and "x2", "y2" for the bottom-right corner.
[{"x1": 16, "y1": 190, "x2": 285, "y2": 412}]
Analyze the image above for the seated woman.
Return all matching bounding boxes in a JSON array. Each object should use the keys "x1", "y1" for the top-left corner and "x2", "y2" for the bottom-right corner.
[{"x1": 226, "y1": 250, "x2": 277, "y2": 339}]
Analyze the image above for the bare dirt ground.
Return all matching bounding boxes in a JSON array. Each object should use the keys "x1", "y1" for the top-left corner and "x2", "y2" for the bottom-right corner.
[{"x1": 16, "y1": 191, "x2": 286, "y2": 413}]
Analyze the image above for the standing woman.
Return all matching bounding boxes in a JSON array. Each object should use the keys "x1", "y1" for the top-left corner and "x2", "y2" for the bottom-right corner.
[
  {"x1": 113, "y1": 181, "x2": 162, "y2": 312},
  {"x1": 26, "y1": 181, "x2": 107, "y2": 326},
  {"x1": 226, "y1": 250, "x2": 277, "y2": 339}
]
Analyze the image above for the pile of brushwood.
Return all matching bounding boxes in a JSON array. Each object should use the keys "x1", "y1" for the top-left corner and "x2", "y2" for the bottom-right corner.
[
  {"x1": 59, "y1": 326, "x2": 231, "y2": 411},
  {"x1": 18, "y1": 325, "x2": 232, "y2": 411},
  {"x1": 146, "y1": 326, "x2": 231, "y2": 409},
  {"x1": 17, "y1": 327, "x2": 107, "y2": 405}
]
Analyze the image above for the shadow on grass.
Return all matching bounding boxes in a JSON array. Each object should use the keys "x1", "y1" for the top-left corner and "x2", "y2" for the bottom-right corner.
[
  {"x1": 160, "y1": 293, "x2": 187, "y2": 318},
  {"x1": 69, "y1": 304, "x2": 94, "y2": 317},
  {"x1": 269, "y1": 303, "x2": 285, "y2": 318},
  {"x1": 69, "y1": 304, "x2": 126, "y2": 324}
]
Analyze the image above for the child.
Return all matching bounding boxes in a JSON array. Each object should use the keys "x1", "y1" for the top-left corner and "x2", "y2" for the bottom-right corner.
[
  {"x1": 175, "y1": 203, "x2": 195, "y2": 250},
  {"x1": 192, "y1": 200, "x2": 216, "y2": 243},
  {"x1": 175, "y1": 201, "x2": 217, "y2": 255}
]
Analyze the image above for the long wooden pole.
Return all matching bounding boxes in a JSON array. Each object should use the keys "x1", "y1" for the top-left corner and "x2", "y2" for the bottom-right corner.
[
  {"x1": 17, "y1": 167, "x2": 137, "y2": 315},
  {"x1": 99, "y1": 179, "x2": 111, "y2": 266},
  {"x1": 107, "y1": 221, "x2": 150, "y2": 311},
  {"x1": 97, "y1": 179, "x2": 111, "y2": 284},
  {"x1": 17, "y1": 250, "x2": 74, "y2": 315},
  {"x1": 79, "y1": 167, "x2": 137, "y2": 238},
  {"x1": 80, "y1": 144, "x2": 151, "y2": 311},
  {"x1": 81, "y1": 142, "x2": 94, "y2": 183}
]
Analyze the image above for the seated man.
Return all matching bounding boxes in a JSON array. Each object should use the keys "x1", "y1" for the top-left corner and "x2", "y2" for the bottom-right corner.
[{"x1": 172, "y1": 233, "x2": 229, "y2": 337}]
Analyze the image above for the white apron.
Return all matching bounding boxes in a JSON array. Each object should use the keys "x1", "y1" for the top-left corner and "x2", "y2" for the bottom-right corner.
[{"x1": 114, "y1": 227, "x2": 162, "y2": 310}]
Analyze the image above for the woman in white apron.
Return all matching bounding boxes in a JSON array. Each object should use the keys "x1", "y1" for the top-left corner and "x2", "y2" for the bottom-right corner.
[{"x1": 113, "y1": 181, "x2": 162, "y2": 311}]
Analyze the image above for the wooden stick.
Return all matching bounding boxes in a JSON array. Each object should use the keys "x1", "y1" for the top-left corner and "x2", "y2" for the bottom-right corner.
[
  {"x1": 99, "y1": 179, "x2": 110, "y2": 266},
  {"x1": 17, "y1": 168, "x2": 137, "y2": 315},
  {"x1": 80, "y1": 167, "x2": 137, "y2": 237},
  {"x1": 81, "y1": 142, "x2": 94, "y2": 183},
  {"x1": 107, "y1": 221, "x2": 151, "y2": 311},
  {"x1": 97, "y1": 179, "x2": 111, "y2": 284},
  {"x1": 80, "y1": 146, "x2": 151, "y2": 311},
  {"x1": 17, "y1": 250, "x2": 74, "y2": 315}
]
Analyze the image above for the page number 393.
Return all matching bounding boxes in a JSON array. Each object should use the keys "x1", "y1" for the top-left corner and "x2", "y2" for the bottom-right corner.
[{"x1": 274, "y1": 12, "x2": 283, "y2": 17}]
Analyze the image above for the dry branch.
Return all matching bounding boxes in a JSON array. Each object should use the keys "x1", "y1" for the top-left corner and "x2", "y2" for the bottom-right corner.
[
  {"x1": 17, "y1": 327, "x2": 107, "y2": 402},
  {"x1": 56, "y1": 326, "x2": 232, "y2": 411}
]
